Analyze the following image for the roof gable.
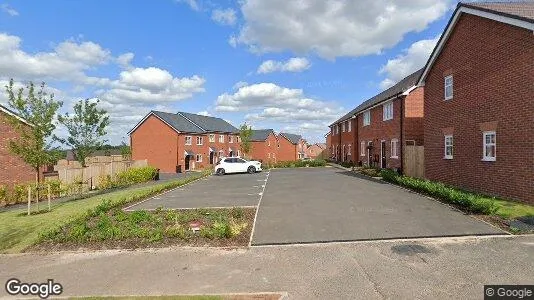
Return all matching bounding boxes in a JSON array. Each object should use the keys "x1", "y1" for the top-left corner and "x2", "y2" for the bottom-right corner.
[
  {"x1": 250, "y1": 129, "x2": 275, "y2": 141},
  {"x1": 418, "y1": 2, "x2": 534, "y2": 85},
  {"x1": 0, "y1": 104, "x2": 32, "y2": 126},
  {"x1": 279, "y1": 132, "x2": 302, "y2": 145}
]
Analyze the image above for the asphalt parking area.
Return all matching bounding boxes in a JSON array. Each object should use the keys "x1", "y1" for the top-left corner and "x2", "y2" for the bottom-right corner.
[
  {"x1": 125, "y1": 171, "x2": 268, "y2": 210},
  {"x1": 251, "y1": 167, "x2": 504, "y2": 245}
]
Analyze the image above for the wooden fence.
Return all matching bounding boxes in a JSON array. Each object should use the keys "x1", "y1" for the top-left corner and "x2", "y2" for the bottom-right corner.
[
  {"x1": 403, "y1": 146, "x2": 424, "y2": 179},
  {"x1": 52, "y1": 155, "x2": 148, "y2": 189}
]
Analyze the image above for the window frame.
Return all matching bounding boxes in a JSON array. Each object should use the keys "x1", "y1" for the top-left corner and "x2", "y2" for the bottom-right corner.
[
  {"x1": 219, "y1": 134, "x2": 225, "y2": 143},
  {"x1": 444, "y1": 75, "x2": 453, "y2": 100},
  {"x1": 196, "y1": 136, "x2": 203, "y2": 145},
  {"x1": 348, "y1": 144, "x2": 351, "y2": 156},
  {"x1": 444, "y1": 135, "x2": 453, "y2": 159},
  {"x1": 482, "y1": 131, "x2": 496, "y2": 161},
  {"x1": 348, "y1": 120, "x2": 352, "y2": 132},
  {"x1": 196, "y1": 154, "x2": 202, "y2": 162},
  {"x1": 185, "y1": 136, "x2": 192, "y2": 145},
  {"x1": 229, "y1": 135, "x2": 234, "y2": 143},
  {"x1": 342, "y1": 122, "x2": 345, "y2": 133},
  {"x1": 209, "y1": 134, "x2": 215, "y2": 143},
  {"x1": 390, "y1": 139, "x2": 398, "y2": 159},
  {"x1": 383, "y1": 101, "x2": 393, "y2": 121},
  {"x1": 360, "y1": 141, "x2": 365, "y2": 156},
  {"x1": 363, "y1": 110, "x2": 371, "y2": 126}
]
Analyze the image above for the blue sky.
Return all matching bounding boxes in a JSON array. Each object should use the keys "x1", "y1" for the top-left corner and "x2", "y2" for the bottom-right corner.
[{"x1": 0, "y1": 0, "x2": 457, "y2": 144}]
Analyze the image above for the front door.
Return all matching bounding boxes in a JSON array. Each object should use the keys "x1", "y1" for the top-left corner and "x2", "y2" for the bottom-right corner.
[
  {"x1": 229, "y1": 151, "x2": 234, "y2": 157},
  {"x1": 185, "y1": 155, "x2": 190, "y2": 171},
  {"x1": 209, "y1": 152, "x2": 214, "y2": 164},
  {"x1": 381, "y1": 141, "x2": 387, "y2": 169}
]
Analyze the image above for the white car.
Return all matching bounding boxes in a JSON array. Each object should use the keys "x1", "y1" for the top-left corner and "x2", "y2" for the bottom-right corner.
[{"x1": 215, "y1": 157, "x2": 262, "y2": 175}]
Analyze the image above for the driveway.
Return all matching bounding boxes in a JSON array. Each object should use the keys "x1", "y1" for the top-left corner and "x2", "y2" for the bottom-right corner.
[
  {"x1": 125, "y1": 171, "x2": 268, "y2": 210},
  {"x1": 251, "y1": 167, "x2": 504, "y2": 245}
]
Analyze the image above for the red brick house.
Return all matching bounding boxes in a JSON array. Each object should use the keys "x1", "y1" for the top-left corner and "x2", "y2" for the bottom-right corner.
[
  {"x1": 129, "y1": 111, "x2": 241, "y2": 173},
  {"x1": 306, "y1": 143, "x2": 326, "y2": 159},
  {"x1": 277, "y1": 133, "x2": 307, "y2": 161},
  {"x1": 249, "y1": 129, "x2": 278, "y2": 164},
  {"x1": 330, "y1": 69, "x2": 424, "y2": 171},
  {"x1": 0, "y1": 104, "x2": 35, "y2": 187},
  {"x1": 418, "y1": 2, "x2": 534, "y2": 204},
  {"x1": 325, "y1": 132, "x2": 332, "y2": 159}
]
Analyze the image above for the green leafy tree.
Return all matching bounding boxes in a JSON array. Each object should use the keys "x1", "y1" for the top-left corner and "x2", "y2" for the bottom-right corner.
[
  {"x1": 120, "y1": 141, "x2": 131, "y2": 158},
  {"x1": 5, "y1": 79, "x2": 63, "y2": 185},
  {"x1": 239, "y1": 123, "x2": 253, "y2": 159},
  {"x1": 56, "y1": 99, "x2": 110, "y2": 167}
]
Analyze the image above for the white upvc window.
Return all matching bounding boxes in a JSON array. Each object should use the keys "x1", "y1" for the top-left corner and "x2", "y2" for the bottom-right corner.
[
  {"x1": 336, "y1": 124, "x2": 339, "y2": 134},
  {"x1": 196, "y1": 136, "x2": 203, "y2": 145},
  {"x1": 237, "y1": 136, "x2": 241, "y2": 143},
  {"x1": 196, "y1": 154, "x2": 202, "y2": 162},
  {"x1": 363, "y1": 110, "x2": 371, "y2": 126},
  {"x1": 219, "y1": 134, "x2": 225, "y2": 143},
  {"x1": 342, "y1": 122, "x2": 346, "y2": 132},
  {"x1": 209, "y1": 134, "x2": 215, "y2": 143},
  {"x1": 444, "y1": 75, "x2": 453, "y2": 100},
  {"x1": 348, "y1": 120, "x2": 351, "y2": 132},
  {"x1": 391, "y1": 139, "x2": 398, "y2": 159},
  {"x1": 229, "y1": 135, "x2": 234, "y2": 143},
  {"x1": 383, "y1": 101, "x2": 393, "y2": 121},
  {"x1": 348, "y1": 144, "x2": 351, "y2": 156},
  {"x1": 444, "y1": 135, "x2": 453, "y2": 159},
  {"x1": 185, "y1": 136, "x2": 192, "y2": 145},
  {"x1": 483, "y1": 131, "x2": 496, "y2": 161},
  {"x1": 360, "y1": 141, "x2": 365, "y2": 156},
  {"x1": 331, "y1": 127, "x2": 334, "y2": 135}
]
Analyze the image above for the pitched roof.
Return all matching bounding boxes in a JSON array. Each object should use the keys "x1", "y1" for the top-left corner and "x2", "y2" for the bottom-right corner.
[
  {"x1": 331, "y1": 68, "x2": 423, "y2": 126},
  {"x1": 129, "y1": 111, "x2": 239, "y2": 135},
  {"x1": 418, "y1": 1, "x2": 534, "y2": 85},
  {"x1": 250, "y1": 129, "x2": 275, "y2": 141},
  {"x1": 463, "y1": 2, "x2": 534, "y2": 22},
  {"x1": 316, "y1": 143, "x2": 327, "y2": 150},
  {"x1": 279, "y1": 132, "x2": 302, "y2": 145}
]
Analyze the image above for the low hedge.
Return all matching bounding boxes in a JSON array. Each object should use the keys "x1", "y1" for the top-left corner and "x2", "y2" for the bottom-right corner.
[
  {"x1": 380, "y1": 169, "x2": 498, "y2": 215},
  {"x1": 98, "y1": 166, "x2": 159, "y2": 189},
  {"x1": 266, "y1": 159, "x2": 327, "y2": 169}
]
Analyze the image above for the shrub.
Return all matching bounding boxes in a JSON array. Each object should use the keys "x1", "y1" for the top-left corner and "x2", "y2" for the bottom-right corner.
[
  {"x1": 381, "y1": 170, "x2": 500, "y2": 215},
  {"x1": 268, "y1": 159, "x2": 327, "y2": 169},
  {"x1": 115, "y1": 166, "x2": 158, "y2": 186},
  {"x1": 0, "y1": 186, "x2": 6, "y2": 204}
]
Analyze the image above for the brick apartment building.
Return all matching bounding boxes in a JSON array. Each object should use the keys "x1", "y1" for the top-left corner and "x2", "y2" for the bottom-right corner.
[
  {"x1": 277, "y1": 133, "x2": 308, "y2": 161},
  {"x1": 0, "y1": 104, "x2": 35, "y2": 187},
  {"x1": 325, "y1": 132, "x2": 332, "y2": 159},
  {"x1": 249, "y1": 129, "x2": 278, "y2": 164},
  {"x1": 129, "y1": 111, "x2": 241, "y2": 173},
  {"x1": 329, "y1": 69, "x2": 424, "y2": 171},
  {"x1": 418, "y1": 2, "x2": 534, "y2": 203}
]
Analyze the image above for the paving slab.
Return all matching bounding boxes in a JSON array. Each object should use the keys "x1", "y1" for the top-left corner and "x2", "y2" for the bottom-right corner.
[
  {"x1": 126, "y1": 171, "x2": 268, "y2": 210},
  {"x1": 252, "y1": 168, "x2": 505, "y2": 245}
]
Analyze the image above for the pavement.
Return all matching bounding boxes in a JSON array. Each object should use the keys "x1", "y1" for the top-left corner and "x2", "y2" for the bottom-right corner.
[
  {"x1": 125, "y1": 171, "x2": 268, "y2": 210},
  {"x1": 251, "y1": 168, "x2": 504, "y2": 245},
  {"x1": 1, "y1": 235, "x2": 533, "y2": 299}
]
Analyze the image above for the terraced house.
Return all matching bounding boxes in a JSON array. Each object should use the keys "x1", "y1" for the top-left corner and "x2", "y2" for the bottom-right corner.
[
  {"x1": 277, "y1": 133, "x2": 308, "y2": 162},
  {"x1": 249, "y1": 129, "x2": 278, "y2": 164},
  {"x1": 419, "y1": 2, "x2": 534, "y2": 204},
  {"x1": 330, "y1": 69, "x2": 424, "y2": 173},
  {"x1": 129, "y1": 111, "x2": 241, "y2": 173}
]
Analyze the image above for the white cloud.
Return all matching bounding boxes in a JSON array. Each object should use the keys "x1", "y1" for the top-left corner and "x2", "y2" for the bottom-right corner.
[
  {"x1": 197, "y1": 110, "x2": 211, "y2": 116},
  {"x1": 257, "y1": 57, "x2": 311, "y2": 74},
  {"x1": 232, "y1": 81, "x2": 248, "y2": 90},
  {"x1": 379, "y1": 36, "x2": 439, "y2": 89},
  {"x1": 215, "y1": 82, "x2": 343, "y2": 141},
  {"x1": 117, "y1": 52, "x2": 134, "y2": 69},
  {"x1": 1, "y1": 4, "x2": 18, "y2": 16},
  {"x1": 211, "y1": 8, "x2": 237, "y2": 26},
  {"x1": 234, "y1": 0, "x2": 451, "y2": 59},
  {"x1": 176, "y1": 0, "x2": 200, "y2": 11}
]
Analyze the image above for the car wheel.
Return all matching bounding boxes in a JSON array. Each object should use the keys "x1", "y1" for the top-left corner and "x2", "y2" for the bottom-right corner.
[
  {"x1": 216, "y1": 168, "x2": 225, "y2": 175},
  {"x1": 247, "y1": 166, "x2": 256, "y2": 174}
]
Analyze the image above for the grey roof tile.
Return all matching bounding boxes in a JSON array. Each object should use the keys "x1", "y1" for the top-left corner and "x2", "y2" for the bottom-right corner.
[
  {"x1": 149, "y1": 111, "x2": 238, "y2": 134},
  {"x1": 279, "y1": 132, "x2": 302, "y2": 145},
  {"x1": 250, "y1": 129, "x2": 274, "y2": 141},
  {"x1": 463, "y1": 1, "x2": 534, "y2": 22}
]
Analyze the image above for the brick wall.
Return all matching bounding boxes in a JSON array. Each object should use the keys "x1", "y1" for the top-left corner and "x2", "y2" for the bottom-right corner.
[
  {"x1": 277, "y1": 135, "x2": 297, "y2": 161},
  {"x1": 0, "y1": 112, "x2": 37, "y2": 187},
  {"x1": 250, "y1": 132, "x2": 278, "y2": 163},
  {"x1": 357, "y1": 98, "x2": 402, "y2": 169},
  {"x1": 424, "y1": 14, "x2": 534, "y2": 204},
  {"x1": 131, "y1": 115, "x2": 178, "y2": 173},
  {"x1": 403, "y1": 87, "x2": 425, "y2": 145},
  {"x1": 177, "y1": 132, "x2": 241, "y2": 171}
]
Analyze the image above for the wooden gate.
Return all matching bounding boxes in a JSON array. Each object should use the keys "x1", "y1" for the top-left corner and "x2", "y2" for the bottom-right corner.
[{"x1": 404, "y1": 146, "x2": 424, "y2": 178}]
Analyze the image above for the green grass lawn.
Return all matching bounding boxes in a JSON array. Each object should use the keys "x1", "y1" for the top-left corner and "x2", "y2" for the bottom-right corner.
[
  {"x1": 0, "y1": 172, "x2": 208, "y2": 254},
  {"x1": 492, "y1": 199, "x2": 534, "y2": 219}
]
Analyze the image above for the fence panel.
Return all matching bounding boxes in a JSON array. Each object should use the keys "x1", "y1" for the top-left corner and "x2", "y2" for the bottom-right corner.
[{"x1": 404, "y1": 146, "x2": 424, "y2": 179}]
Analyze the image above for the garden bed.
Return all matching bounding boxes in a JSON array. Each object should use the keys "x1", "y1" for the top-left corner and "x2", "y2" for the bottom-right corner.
[{"x1": 30, "y1": 207, "x2": 255, "y2": 251}]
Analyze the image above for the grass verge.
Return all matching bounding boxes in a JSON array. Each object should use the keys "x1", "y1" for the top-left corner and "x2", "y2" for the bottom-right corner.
[
  {"x1": 0, "y1": 171, "x2": 210, "y2": 254},
  {"x1": 380, "y1": 169, "x2": 534, "y2": 232},
  {"x1": 32, "y1": 207, "x2": 254, "y2": 251}
]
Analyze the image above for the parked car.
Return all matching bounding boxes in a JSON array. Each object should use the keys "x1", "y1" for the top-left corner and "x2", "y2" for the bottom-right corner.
[{"x1": 215, "y1": 157, "x2": 262, "y2": 175}]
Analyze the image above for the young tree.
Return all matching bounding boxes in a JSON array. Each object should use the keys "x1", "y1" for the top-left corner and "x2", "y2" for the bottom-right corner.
[
  {"x1": 239, "y1": 123, "x2": 253, "y2": 159},
  {"x1": 56, "y1": 99, "x2": 110, "y2": 167},
  {"x1": 5, "y1": 79, "x2": 63, "y2": 186},
  {"x1": 120, "y1": 141, "x2": 131, "y2": 159}
]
